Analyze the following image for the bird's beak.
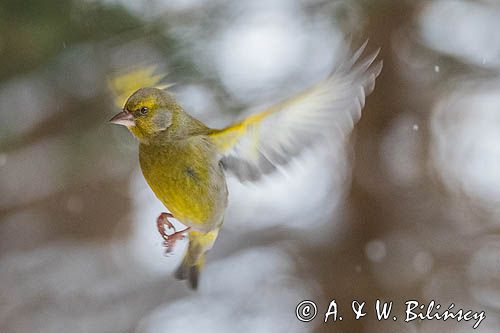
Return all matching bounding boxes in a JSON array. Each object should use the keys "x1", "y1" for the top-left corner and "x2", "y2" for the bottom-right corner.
[{"x1": 109, "y1": 111, "x2": 134, "y2": 127}]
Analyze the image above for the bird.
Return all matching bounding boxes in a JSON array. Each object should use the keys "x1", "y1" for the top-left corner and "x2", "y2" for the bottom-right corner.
[{"x1": 109, "y1": 41, "x2": 382, "y2": 289}]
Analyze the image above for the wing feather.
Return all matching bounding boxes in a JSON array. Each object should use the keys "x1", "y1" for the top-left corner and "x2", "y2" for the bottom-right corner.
[{"x1": 209, "y1": 42, "x2": 383, "y2": 181}]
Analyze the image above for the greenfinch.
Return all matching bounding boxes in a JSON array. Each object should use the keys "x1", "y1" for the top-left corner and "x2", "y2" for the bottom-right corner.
[{"x1": 109, "y1": 42, "x2": 382, "y2": 289}]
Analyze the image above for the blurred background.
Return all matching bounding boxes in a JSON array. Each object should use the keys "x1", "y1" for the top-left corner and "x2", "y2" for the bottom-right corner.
[{"x1": 1, "y1": 0, "x2": 500, "y2": 332}]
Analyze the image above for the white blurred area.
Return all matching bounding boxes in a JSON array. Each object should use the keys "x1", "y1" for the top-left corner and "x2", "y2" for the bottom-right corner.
[
  {"x1": 211, "y1": 1, "x2": 343, "y2": 102},
  {"x1": 419, "y1": 0, "x2": 500, "y2": 69},
  {"x1": 136, "y1": 248, "x2": 312, "y2": 333},
  {"x1": 431, "y1": 80, "x2": 500, "y2": 213}
]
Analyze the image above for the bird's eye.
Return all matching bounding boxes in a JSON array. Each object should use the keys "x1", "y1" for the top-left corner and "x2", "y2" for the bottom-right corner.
[{"x1": 139, "y1": 107, "x2": 149, "y2": 115}]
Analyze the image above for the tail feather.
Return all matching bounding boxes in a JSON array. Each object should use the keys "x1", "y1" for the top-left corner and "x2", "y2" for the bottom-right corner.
[
  {"x1": 174, "y1": 228, "x2": 219, "y2": 290},
  {"x1": 174, "y1": 260, "x2": 188, "y2": 280},
  {"x1": 174, "y1": 255, "x2": 202, "y2": 290},
  {"x1": 189, "y1": 265, "x2": 199, "y2": 290}
]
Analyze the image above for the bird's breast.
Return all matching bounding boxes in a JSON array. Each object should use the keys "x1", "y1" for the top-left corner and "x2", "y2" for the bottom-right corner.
[{"x1": 139, "y1": 138, "x2": 227, "y2": 230}]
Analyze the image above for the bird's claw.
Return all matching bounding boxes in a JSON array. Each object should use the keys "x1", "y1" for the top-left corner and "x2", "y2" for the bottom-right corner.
[
  {"x1": 162, "y1": 228, "x2": 190, "y2": 255},
  {"x1": 157, "y1": 212, "x2": 175, "y2": 234},
  {"x1": 156, "y1": 212, "x2": 190, "y2": 255}
]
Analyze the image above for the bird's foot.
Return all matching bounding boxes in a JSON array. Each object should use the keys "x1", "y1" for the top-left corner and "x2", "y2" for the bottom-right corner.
[
  {"x1": 156, "y1": 212, "x2": 190, "y2": 255},
  {"x1": 162, "y1": 227, "x2": 190, "y2": 255}
]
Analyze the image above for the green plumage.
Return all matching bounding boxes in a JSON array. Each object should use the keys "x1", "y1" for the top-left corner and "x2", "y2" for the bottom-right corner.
[{"x1": 110, "y1": 43, "x2": 382, "y2": 288}]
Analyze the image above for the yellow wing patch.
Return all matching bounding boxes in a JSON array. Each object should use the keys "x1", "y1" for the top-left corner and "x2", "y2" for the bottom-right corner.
[
  {"x1": 208, "y1": 83, "x2": 322, "y2": 158},
  {"x1": 209, "y1": 106, "x2": 273, "y2": 154}
]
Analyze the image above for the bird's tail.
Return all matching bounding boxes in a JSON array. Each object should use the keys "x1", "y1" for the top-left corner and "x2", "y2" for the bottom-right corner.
[{"x1": 174, "y1": 228, "x2": 219, "y2": 289}]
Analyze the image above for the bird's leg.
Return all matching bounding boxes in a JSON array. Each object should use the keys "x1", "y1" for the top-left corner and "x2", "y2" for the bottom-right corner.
[{"x1": 156, "y1": 212, "x2": 190, "y2": 255}]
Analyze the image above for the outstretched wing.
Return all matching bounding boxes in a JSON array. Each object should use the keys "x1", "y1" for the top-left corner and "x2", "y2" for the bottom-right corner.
[{"x1": 209, "y1": 41, "x2": 382, "y2": 181}]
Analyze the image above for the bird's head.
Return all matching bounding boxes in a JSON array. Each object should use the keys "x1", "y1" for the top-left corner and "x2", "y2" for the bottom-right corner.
[{"x1": 109, "y1": 87, "x2": 181, "y2": 141}]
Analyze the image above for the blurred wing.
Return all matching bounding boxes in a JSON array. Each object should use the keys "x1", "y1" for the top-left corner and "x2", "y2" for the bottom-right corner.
[
  {"x1": 209, "y1": 42, "x2": 382, "y2": 181},
  {"x1": 107, "y1": 66, "x2": 173, "y2": 107}
]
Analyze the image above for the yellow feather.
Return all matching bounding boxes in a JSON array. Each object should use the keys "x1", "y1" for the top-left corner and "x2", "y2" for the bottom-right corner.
[
  {"x1": 107, "y1": 66, "x2": 173, "y2": 107},
  {"x1": 209, "y1": 106, "x2": 273, "y2": 153}
]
